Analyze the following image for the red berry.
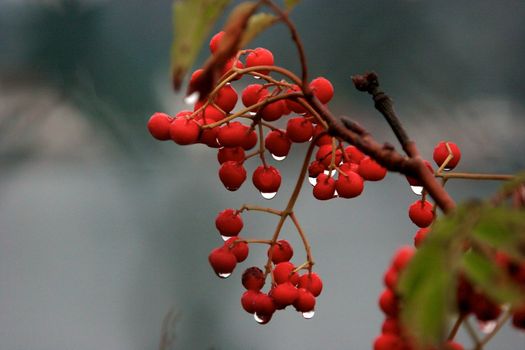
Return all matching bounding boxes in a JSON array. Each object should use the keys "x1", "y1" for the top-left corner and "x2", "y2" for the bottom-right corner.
[
  {"x1": 316, "y1": 144, "x2": 342, "y2": 167},
  {"x1": 215, "y1": 208, "x2": 243, "y2": 237},
  {"x1": 208, "y1": 247, "x2": 237, "y2": 277},
  {"x1": 433, "y1": 141, "x2": 461, "y2": 170},
  {"x1": 190, "y1": 69, "x2": 203, "y2": 87},
  {"x1": 222, "y1": 57, "x2": 244, "y2": 79},
  {"x1": 241, "y1": 290, "x2": 259, "y2": 314},
  {"x1": 358, "y1": 156, "x2": 387, "y2": 181},
  {"x1": 339, "y1": 162, "x2": 359, "y2": 174},
  {"x1": 242, "y1": 84, "x2": 269, "y2": 108},
  {"x1": 217, "y1": 147, "x2": 245, "y2": 164},
  {"x1": 217, "y1": 122, "x2": 249, "y2": 147},
  {"x1": 472, "y1": 294, "x2": 502, "y2": 321},
  {"x1": 252, "y1": 165, "x2": 281, "y2": 195},
  {"x1": 512, "y1": 306, "x2": 525, "y2": 330},
  {"x1": 253, "y1": 292, "x2": 276, "y2": 320},
  {"x1": 313, "y1": 173, "x2": 336, "y2": 200},
  {"x1": 293, "y1": 288, "x2": 316, "y2": 312},
  {"x1": 308, "y1": 160, "x2": 326, "y2": 178},
  {"x1": 224, "y1": 237, "x2": 249, "y2": 262},
  {"x1": 242, "y1": 267, "x2": 265, "y2": 291},
  {"x1": 406, "y1": 160, "x2": 434, "y2": 186},
  {"x1": 309, "y1": 77, "x2": 334, "y2": 104},
  {"x1": 265, "y1": 130, "x2": 291, "y2": 158},
  {"x1": 169, "y1": 117, "x2": 200, "y2": 145},
  {"x1": 382, "y1": 317, "x2": 401, "y2": 335},
  {"x1": 286, "y1": 117, "x2": 314, "y2": 143},
  {"x1": 268, "y1": 240, "x2": 293, "y2": 264},
  {"x1": 213, "y1": 84, "x2": 238, "y2": 113},
  {"x1": 379, "y1": 289, "x2": 399, "y2": 317},
  {"x1": 259, "y1": 99, "x2": 285, "y2": 122},
  {"x1": 272, "y1": 282, "x2": 299, "y2": 307},
  {"x1": 147, "y1": 112, "x2": 172, "y2": 140},
  {"x1": 335, "y1": 171, "x2": 364, "y2": 198},
  {"x1": 414, "y1": 227, "x2": 430, "y2": 248},
  {"x1": 408, "y1": 200, "x2": 435, "y2": 228},
  {"x1": 313, "y1": 124, "x2": 332, "y2": 146},
  {"x1": 344, "y1": 145, "x2": 365, "y2": 164},
  {"x1": 443, "y1": 341, "x2": 464, "y2": 350},
  {"x1": 241, "y1": 129, "x2": 258, "y2": 150},
  {"x1": 383, "y1": 266, "x2": 398, "y2": 290},
  {"x1": 298, "y1": 272, "x2": 323, "y2": 297},
  {"x1": 199, "y1": 126, "x2": 221, "y2": 148},
  {"x1": 373, "y1": 334, "x2": 404, "y2": 350},
  {"x1": 273, "y1": 262, "x2": 299, "y2": 285},
  {"x1": 392, "y1": 246, "x2": 415, "y2": 271},
  {"x1": 200, "y1": 105, "x2": 225, "y2": 123},
  {"x1": 245, "y1": 47, "x2": 274, "y2": 75},
  {"x1": 209, "y1": 31, "x2": 224, "y2": 53},
  {"x1": 218, "y1": 161, "x2": 247, "y2": 191}
]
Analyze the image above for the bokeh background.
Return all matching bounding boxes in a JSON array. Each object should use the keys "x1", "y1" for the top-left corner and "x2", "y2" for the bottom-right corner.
[{"x1": 1, "y1": 0, "x2": 524, "y2": 349}]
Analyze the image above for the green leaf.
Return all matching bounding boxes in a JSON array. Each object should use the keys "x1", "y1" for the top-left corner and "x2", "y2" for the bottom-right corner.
[
  {"x1": 398, "y1": 244, "x2": 456, "y2": 345},
  {"x1": 240, "y1": 13, "x2": 278, "y2": 48},
  {"x1": 472, "y1": 206, "x2": 525, "y2": 261},
  {"x1": 171, "y1": 0, "x2": 231, "y2": 90},
  {"x1": 461, "y1": 250, "x2": 525, "y2": 306},
  {"x1": 284, "y1": 0, "x2": 301, "y2": 10}
]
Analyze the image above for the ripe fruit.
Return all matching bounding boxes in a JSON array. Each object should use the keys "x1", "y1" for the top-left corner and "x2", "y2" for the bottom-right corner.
[
  {"x1": 373, "y1": 334, "x2": 404, "y2": 350},
  {"x1": 253, "y1": 292, "x2": 276, "y2": 320},
  {"x1": 383, "y1": 266, "x2": 398, "y2": 290},
  {"x1": 285, "y1": 85, "x2": 308, "y2": 114},
  {"x1": 335, "y1": 171, "x2": 364, "y2": 198},
  {"x1": 379, "y1": 289, "x2": 399, "y2": 317},
  {"x1": 313, "y1": 124, "x2": 332, "y2": 146},
  {"x1": 293, "y1": 288, "x2": 316, "y2": 312},
  {"x1": 215, "y1": 209, "x2": 243, "y2": 237},
  {"x1": 414, "y1": 227, "x2": 430, "y2": 248},
  {"x1": 298, "y1": 272, "x2": 323, "y2": 297},
  {"x1": 309, "y1": 77, "x2": 334, "y2": 104},
  {"x1": 433, "y1": 141, "x2": 461, "y2": 170},
  {"x1": 169, "y1": 117, "x2": 200, "y2": 145},
  {"x1": 217, "y1": 122, "x2": 249, "y2": 147},
  {"x1": 259, "y1": 99, "x2": 285, "y2": 122},
  {"x1": 271, "y1": 282, "x2": 299, "y2": 307},
  {"x1": 391, "y1": 246, "x2": 415, "y2": 271},
  {"x1": 242, "y1": 267, "x2": 265, "y2": 291},
  {"x1": 344, "y1": 145, "x2": 365, "y2": 164},
  {"x1": 313, "y1": 173, "x2": 336, "y2": 200},
  {"x1": 217, "y1": 147, "x2": 245, "y2": 164},
  {"x1": 209, "y1": 31, "x2": 224, "y2": 53},
  {"x1": 218, "y1": 161, "x2": 247, "y2": 191},
  {"x1": 268, "y1": 240, "x2": 293, "y2": 264},
  {"x1": 222, "y1": 57, "x2": 244, "y2": 79},
  {"x1": 381, "y1": 318, "x2": 401, "y2": 335},
  {"x1": 444, "y1": 341, "x2": 465, "y2": 350},
  {"x1": 208, "y1": 247, "x2": 237, "y2": 277},
  {"x1": 358, "y1": 157, "x2": 387, "y2": 181},
  {"x1": 408, "y1": 200, "x2": 435, "y2": 228},
  {"x1": 241, "y1": 129, "x2": 258, "y2": 150},
  {"x1": 273, "y1": 262, "x2": 299, "y2": 285},
  {"x1": 147, "y1": 112, "x2": 172, "y2": 140},
  {"x1": 241, "y1": 84, "x2": 269, "y2": 107},
  {"x1": 252, "y1": 165, "x2": 282, "y2": 195},
  {"x1": 316, "y1": 144, "x2": 342, "y2": 167},
  {"x1": 265, "y1": 130, "x2": 291, "y2": 158},
  {"x1": 286, "y1": 117, "x2": 314, "y2": 143},
  {"x1": 308, "y1": 161, "x2": 325, "y2": 179},
  {"x1": 241, "y1": 290, "x2": 259, "y2": 313},
  {"x1": 224, "y1": 237, "x2": 249, "y2": 262},
  {"x1": 213, "y1": 84, "x2": 238, "y2": 113},
  {"x1": 200, "y1": 105, "x2": 225, "y2": 123},
  {"x1": 246, "y1": 47, "x2": 274, "y2": 75}
]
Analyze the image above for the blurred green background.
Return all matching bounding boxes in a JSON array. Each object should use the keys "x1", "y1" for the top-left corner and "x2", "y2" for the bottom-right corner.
[{"x1": 0, "y1": 0, "x2": 524, "y2": 349}]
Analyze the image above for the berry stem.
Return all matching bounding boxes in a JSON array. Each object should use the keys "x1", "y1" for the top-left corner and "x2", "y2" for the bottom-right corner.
[
  {"x1": 257, "y1": 121, "x2": 268, "y2": 167},
  {"x1": 240, "y1": 239, "x2": 274, "y2": 245},
  {"x1": 463, "y1": 318, "x2": 482, "y2": 347},
  {"x1": 447, "y1": 313, "x2": 466, "y2": 341},
  {"x1": 290, "y1": 212, "x2": 314, "y2": 269},
  {"x1": 476, "y1": 311, "x2": 512, "y2": 349},
  {"x1": 436, "y1": 172, "x2": 516, "y2": 181},
  {"x1": 237, "y1": 204, "x2": 283, "y2": 216}
]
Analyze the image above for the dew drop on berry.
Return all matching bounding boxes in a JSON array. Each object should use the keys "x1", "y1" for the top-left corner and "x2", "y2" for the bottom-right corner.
[
  {"x1": 221, "y1": 235, "x2": 231, "y2": 242},
  {"x1": 271, "y1": 154, "x2": 286, "y2": 161},
  {"x1": 323, "y1": 169, "x2": 334, "y2": 177},
  {"x1": 308, "y1": 176, "x2": 317, "y2": 186},
  {"x1": 478, "y1": 320, "x2": 497, "y2": 334},
  {"x1": 302, "y1": 310, "x2": 315, "y2": 319},
  {"x1": 248, "y1": 111, "x2": 257, "y2": 116},
  {"x1": 254, "y1": 312, "x2": 264, "y2": 323},
  {"x1": 218, "y1": 272, "x2": 232, "y2": 279},
  {"x1": 260, "y1": 191, "x2": 277, "y2": 200},
  {"x1": 333, "y1": 190, "x2": 339, "y2": 198},
  {"x1": 253, "y1": 75, "x2": 261, "y2": 80},
  {"x1": 444, "y1": 167, "x2": 452, "y2": 172},
  {"x1": 184, "y1": 92, "x2": 200, "y2": 105},
  {"x1": 308, "y1": 136, "x2": 313, "y2": 142},
  {"x1": 410, "y1": 185, "x2": 424, "y2": 196}
]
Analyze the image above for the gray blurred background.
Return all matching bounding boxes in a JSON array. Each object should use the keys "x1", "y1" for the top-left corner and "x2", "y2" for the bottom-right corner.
[{"x1": 1, "y1": 0, "x2": 524, "y2": 349}]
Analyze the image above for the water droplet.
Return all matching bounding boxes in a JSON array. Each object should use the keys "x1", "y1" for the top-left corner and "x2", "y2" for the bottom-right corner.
[
  {"x1": 254, "y1": 312, "x2": 265, "y2": 323},
  {"x1": 302, "y1": 310, "x2": 315, "y2": 319},
  {"x1": 333, "y1": 190, "x2": 339, "y2": 198},
  {"x1": 323, "y1": 169, "x2": 335, "y2": 177},
  {"x1": 478, "y1": 320, "x2": 497, "y2": 334},
  {"x1": 248, "y1": 111, "x2": 257, "y2": 116},
  {"x1": 444, "y1": 167, "x2": 452, "y2": 172},
  {"x1": 253, "y1": 75, "x2": 261, "y2": 80},
  {"x1": 271, "y1": 154, "x2": 286, "y2": 161},
  {"x1": 221, "y1": 235, "x2": 231, "y2": 242},
  {"x1": 184, "y1": 92, "x2": 200, "y2": 105},
  {"x1": 410, "y1": 185, "x2": 424, "y2": 196},
  {"x1": 308, "y1": 176, "x2": 317, "y2": 186},
  {"x1": 260, "y1": 192, "x2": 277, "y2": 200},
  {"x1": 218, "y1": 272, "x2": 231, "y2": 279},
  {"x1": 308, "y1": 136, "x2": 313, "y2": 142}
]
